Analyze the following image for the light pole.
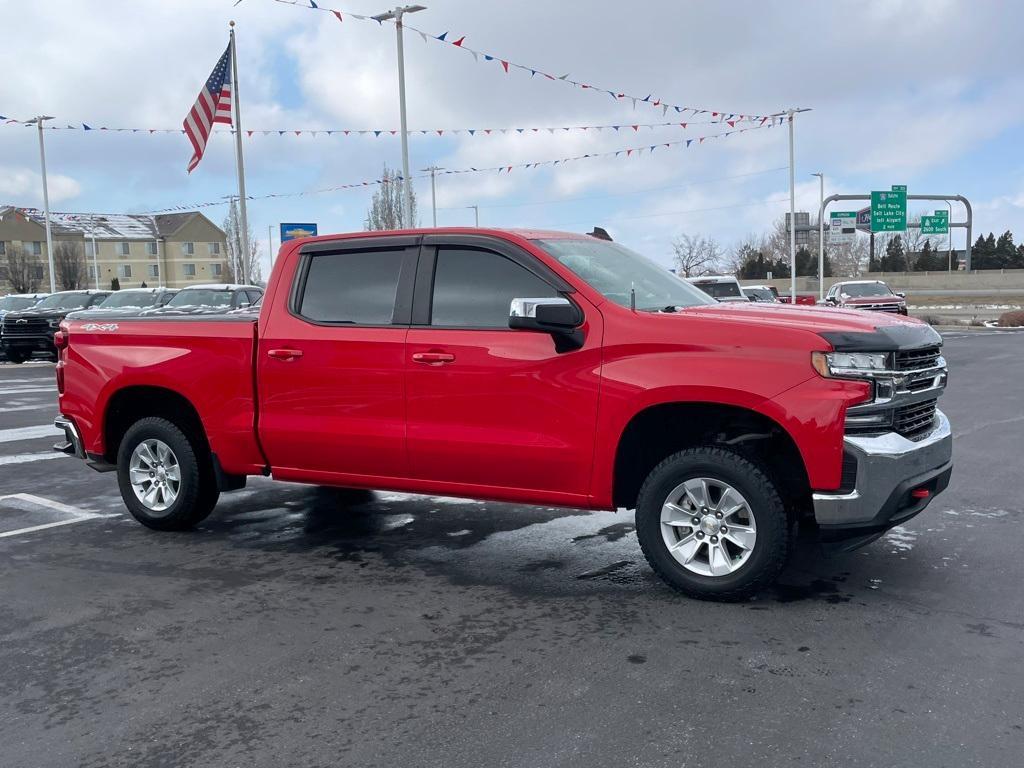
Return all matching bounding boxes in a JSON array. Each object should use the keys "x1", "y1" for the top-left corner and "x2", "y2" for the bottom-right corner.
[
  {"x1": 468, "y1": 205, "x2": 479, "y2": 227},
  {"x1": 372, "y1": 5, "x2": 426, "y2": 229},
  {"x1": 421, "y1": 165, "x2": 442, "y2": 227},
  {"x1": 787, "y1": 110, "x2": 797, "y2": 303},
  {"x1": 812, "y1": 172, "x2": 824, "y2": 300},
  {"x1": 26, "y1": 116, "x2": 56, "y2": 293}
]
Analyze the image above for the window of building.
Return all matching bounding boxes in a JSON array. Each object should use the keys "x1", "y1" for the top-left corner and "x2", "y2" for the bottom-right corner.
[
  {"x1": 31, "y1": 266, "x2": 45, "y2": 279},
  {"x1": 119, "y1": 241, "x2": 131, "y2": 257},
  {"x1": 146, "y1": 241, "x2": 158, "y2": 256},
  {"x1": 31, "y1": 241, "x2": 42, "y2": 256},
  {"x1": 87, "y1": 265, "x2": 97, "y2": 279},
  {"x1": 183, "y1": 263, "x2": 196, "y2": 277},
  {"x1": 118, "y1": 264, "x2": 132, "y2": 279},
  {"x1": 430, "y1": 247, "x2": 558, "y2": 328},
  {"x1": 208, "y1": 242, "x2": 221, "y2": 256},
  {"x1": 211, "y1": 263, "x2": 223, "y2": 277},
  {"x1": 147, "y1": 264, "x2": 159, "y2": 278},
  {"x1": 86, "y1": 241, "x2": 100, "y2": 258},
  {"x1": 298, "y1": 249, "x2": 405, "y2": 324},
  {"x1": 183, "y1": 242, "x2": 195, "y2": 256},
  {"x1": 0, "y1": 241, "x2": 6, "y2": 256}
]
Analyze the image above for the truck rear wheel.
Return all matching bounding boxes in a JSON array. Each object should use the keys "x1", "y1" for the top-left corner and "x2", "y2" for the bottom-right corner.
[
  {"x1": 4, "y1": 348, "x2": 29, "y2": 364},
  {"x1": 635, "y1": 446, "x2": 789, "y2": 601},
  {"x1": 116, "y1": 417, "x2": 219, "y2": 531}
]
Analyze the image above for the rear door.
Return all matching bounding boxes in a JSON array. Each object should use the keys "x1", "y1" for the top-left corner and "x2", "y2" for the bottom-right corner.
[
  {"x1": 257, "y1": 237, "x2": 418, "y2": 482},
  {"x1": 405, "y1": 235, "x2": 602, "y2": 502}
]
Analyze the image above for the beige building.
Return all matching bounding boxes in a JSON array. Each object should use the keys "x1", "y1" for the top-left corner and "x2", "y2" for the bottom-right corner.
[{"x1": 0, "y1": 206, "x2": 231, "y2": 293}]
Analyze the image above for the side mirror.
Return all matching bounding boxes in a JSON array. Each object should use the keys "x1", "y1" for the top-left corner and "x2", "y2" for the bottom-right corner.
[
  {"x1": 896, "y1": 291, "x2": 906, "y2": 298},
  {"x1": 509, "y1": 297, "x2": 584, "y2": 352}
]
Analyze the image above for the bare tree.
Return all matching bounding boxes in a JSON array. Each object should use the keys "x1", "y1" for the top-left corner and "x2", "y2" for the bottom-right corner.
[
  {"x1": 223, "y1": 199, "x2": 262, "y2": 285},
  {"x1": 672, "y1": 234, "x2": 724, "y2": 276},
  {"x1": 364, "y1": 165, "x2": 417, "y2": 230},
  {"x1": 5, "y1": 244, "x2": 41, "y2": 293},
  {"x1": 54, "y1": 241, "x2": 87, "y2": 290}
]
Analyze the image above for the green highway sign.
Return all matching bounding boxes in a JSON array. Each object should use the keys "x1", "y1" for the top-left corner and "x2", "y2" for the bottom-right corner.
[
  {"x1": 921, "y1": 215, "x2": 949, "y2": 235},
  {"x1": 870, "y1": 185, "x2": 907, "y2": 232},
  {"x1": 934, "y1": 209, "x2": 949, "y2": 219}
]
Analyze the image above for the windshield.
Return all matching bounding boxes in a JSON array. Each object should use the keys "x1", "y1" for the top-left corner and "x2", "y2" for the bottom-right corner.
[
  {"x1": 0, "y1": 296, "x2": 40, "y2": 311},
  {"x1": 35, "y1": 293, "x2": 92, "y2": 310},
  {"x1": 841, "y1": 283, "x2": 894, "y2": 298},
  {"x1": 692, "y1": 280, "x2": 742, "y2": 299},
  {"x1": 535, "y1": 239, "x2": 714, "y2": 310},
  {"x1": 743, "y1": 287, "x2": 776, "y2": 302},
  {"x1": 100, "y1": 291, "x2": 160, "y2": 309},
  {"x1": 166, "y1": 289, "x2": 234, "y2": 307}
]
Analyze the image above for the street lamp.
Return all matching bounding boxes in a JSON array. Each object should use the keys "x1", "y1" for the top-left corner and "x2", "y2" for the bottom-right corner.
[
  {"x1": 946, "y1": 199, "x2": 954, "y2": 272},
  {"x1": 812, "y1": 171, "x2": 824, "y2": 301},
  {"x1": 372, "y1": 4, "x2": 426, "y2": 229},
  {"x1": 25, "y1": 115, "x2": 56, "y2": 293},
  {"x1": 421, "y1": 165, "x2": 443, "y2": 227},
  {"x1": 468, "y1": 205, "x2": 479, "y2": 227}
]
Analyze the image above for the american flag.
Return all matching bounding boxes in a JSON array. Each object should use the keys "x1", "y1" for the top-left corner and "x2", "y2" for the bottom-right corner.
[{"x1": 183, "y1": 41, "x2": 234, "y2": 173}]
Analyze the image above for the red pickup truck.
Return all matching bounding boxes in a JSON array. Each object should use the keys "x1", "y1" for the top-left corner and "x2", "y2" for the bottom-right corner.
[{"x1": 53, "y1": 229, "x2": 952, "y2": 600}]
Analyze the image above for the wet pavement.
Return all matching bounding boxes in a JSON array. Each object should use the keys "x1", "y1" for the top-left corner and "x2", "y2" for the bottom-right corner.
[{"x1": 1, "y1": 334, "x2": 1022, "y2": 767}]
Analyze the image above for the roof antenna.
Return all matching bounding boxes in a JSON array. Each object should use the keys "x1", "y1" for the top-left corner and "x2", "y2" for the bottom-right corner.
[{"x1": 630, "y1": 282, "x2": 636, "y2": 312}]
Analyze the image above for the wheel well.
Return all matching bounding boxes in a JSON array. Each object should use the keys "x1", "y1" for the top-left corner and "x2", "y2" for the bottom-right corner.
[
  {"x1": 612, "y1": 403, "x2": 811, "y2": 516},
  {"x1": 103, "y1": 386, "x2": 209, "y2": 464}
]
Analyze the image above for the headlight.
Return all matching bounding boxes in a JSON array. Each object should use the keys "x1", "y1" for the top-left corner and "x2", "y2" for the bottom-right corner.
[{"x1": 812, "y1": 351, "x2": 890, "y2": 378}]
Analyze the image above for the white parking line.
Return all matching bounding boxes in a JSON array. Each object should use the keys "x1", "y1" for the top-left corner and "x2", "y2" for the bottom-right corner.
[
  {"x1": 0, "y1": 386, "x2": 56, "y2": 395},
  {"x1": 0, "y1": 493, "x2": 117, "y2": 539},
  {"x1": 0, "y1": 403, "x2": 54, "y2": 414},
  {"x1": 0, "y1": 377, "x2": 56, "y2": 385},
  {"x1": 0, "y1": 425, "x2": 60, "y2": 444},
  {"x1": 0, "y1": 452, "x2": 65, "y2": 466}
]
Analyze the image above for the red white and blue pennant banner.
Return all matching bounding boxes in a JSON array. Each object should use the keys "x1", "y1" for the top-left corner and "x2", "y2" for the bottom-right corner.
[
  {"x1": 142, "y1": 121, "x2": 777, "y2": 213},
  {"x1": 0, "y1": 116, "x2": 781, "y2": 136},
  {"x1": 271, "y1": 0, "x2": 782, "y2": 124}
]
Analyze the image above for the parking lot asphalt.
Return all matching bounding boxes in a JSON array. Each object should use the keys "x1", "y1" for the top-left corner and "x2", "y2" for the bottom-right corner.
[{"x1": 1, "y1": 333, "x2": 1022, "y2": 768}]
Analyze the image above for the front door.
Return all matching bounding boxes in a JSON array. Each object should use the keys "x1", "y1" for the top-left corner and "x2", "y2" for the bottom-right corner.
[
  {"x1": 405, "y1": 241, "x2": 602, "y2": 503},
  {"x1": 257, "y1": 239, "x2": 417, "y2": 483}
]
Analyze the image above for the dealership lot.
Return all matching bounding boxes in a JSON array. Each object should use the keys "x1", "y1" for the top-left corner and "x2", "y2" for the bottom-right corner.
[{"x1": 1, "y1": 334, "x2": 1022, "y2": 767}]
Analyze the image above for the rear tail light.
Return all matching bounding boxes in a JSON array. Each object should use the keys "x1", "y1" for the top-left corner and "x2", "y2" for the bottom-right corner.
[
  {"x1": 55, "y1": 362, "x2": 65, "y2": 394},
  {"x1": 910, "y1": 488, "x2": 930, "y2": 499}
]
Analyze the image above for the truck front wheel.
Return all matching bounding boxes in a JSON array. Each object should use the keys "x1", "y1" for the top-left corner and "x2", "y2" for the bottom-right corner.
[
  {"x1": 116, "y1": 417, "x2": 219, "y2": 531},
  {"x1": 635, "y1": 447, "x2": 789, "y2": 601}
]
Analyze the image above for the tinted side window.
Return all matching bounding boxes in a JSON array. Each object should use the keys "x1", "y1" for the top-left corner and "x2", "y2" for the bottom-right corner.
[
  {"x1": 299, "y1": 249, "x2": 405, "y2": 324},
  {"x1": 431, "y1": 247, "x2": 559, "y2": 328}
]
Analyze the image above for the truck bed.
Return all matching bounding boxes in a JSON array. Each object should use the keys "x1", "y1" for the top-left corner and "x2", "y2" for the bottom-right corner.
[{"x1": 58, "y1": 314, "x2": 267, "y2": 475}]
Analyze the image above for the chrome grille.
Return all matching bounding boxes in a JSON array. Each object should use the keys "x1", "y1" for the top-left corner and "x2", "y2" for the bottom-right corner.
[
  {"x1": 894, "y1": 399, "x2": 937, "y2": 440},
  {"x1": 854, "y1": 303, "x2": 902, "y2": 312},
  {"x1": 895, "y1": 346, "x2": 942, "y2": 371}
]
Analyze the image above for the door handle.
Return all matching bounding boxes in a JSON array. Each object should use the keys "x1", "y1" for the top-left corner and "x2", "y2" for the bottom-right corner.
[
  {"x1": 267, "y1": 348, "x2": 303, "y2": 361},
  {"x1": 412, "y1": 351, "x2": 456, "y2": 364}
]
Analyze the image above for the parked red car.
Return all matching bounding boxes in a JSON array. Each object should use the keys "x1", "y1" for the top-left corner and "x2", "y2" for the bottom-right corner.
[
  {"x1": 53, "y1": 228, "x2": 951, "y2": 600},
  {"x1": 778, "y1": 293, "x2": 818, "y2": 306},
  {"x1": 822, "y1": 280, "x2": 908, "y2": 315}
]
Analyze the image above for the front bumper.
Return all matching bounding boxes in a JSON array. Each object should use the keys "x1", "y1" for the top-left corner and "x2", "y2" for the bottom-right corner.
[{"x1": 812, "y1": 409, "x2": 952, "y2": 549}]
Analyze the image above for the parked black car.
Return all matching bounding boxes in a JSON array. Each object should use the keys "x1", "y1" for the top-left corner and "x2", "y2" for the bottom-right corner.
[
  {"x1": 1, "y1": 290, "x2": 110, "y2": 363},
  {"x1": 68, "y1": 287, "x2": 179, "y2": 319},
  {"x1": 0, "y1": 293, "x2": 49, "y2": 361},
  {"x1": 142, "y1": 284, "x2": 263, "y2": 316}
]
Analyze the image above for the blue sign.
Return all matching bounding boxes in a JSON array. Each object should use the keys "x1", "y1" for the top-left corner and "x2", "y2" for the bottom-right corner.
[{"x1": 280, "y1": 222, "x2": 318, "y2": 242}]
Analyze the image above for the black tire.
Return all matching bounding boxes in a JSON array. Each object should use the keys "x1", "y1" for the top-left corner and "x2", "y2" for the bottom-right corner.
[
  {"x1": 116, "y1": 417, "x2": 219, "y2": 531},
  {"x1": 635, "y1": 446, "x2": 789, "y2": 601},
  {"x1": 3, "y1": 348, "x2": 29, "y2": 364}
]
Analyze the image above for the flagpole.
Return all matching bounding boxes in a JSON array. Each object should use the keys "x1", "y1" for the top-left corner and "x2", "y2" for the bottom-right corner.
[{"x1": 229, "y1": 21, "x2": 250, "y2": 282}]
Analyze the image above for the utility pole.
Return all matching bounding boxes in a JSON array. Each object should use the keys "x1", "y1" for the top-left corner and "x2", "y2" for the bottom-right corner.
[
  {"x1": 268, "y1": 224, "x2": 274, "y2": 265},
  {"x1": 812, "y1": 172, "x2": 824, "y2": 300},
  {"x1": 27, "y1": 115, "x2": 56, "y2": 293},
  {"x1": 946, "y1": 199, "x2": 953, "y2": 271},
  {"x1": 421, "y1": 165, "x2": 442, "y2": 226},
  {"x1": 787, "y1": 110, "x2": 797, "y2": 303},
  {"x1": 468, "y1": 205, "x2": 479, "y2": 227},
  {"x1": 372, "y1": 5, "x2": 426, "y2": 229}
]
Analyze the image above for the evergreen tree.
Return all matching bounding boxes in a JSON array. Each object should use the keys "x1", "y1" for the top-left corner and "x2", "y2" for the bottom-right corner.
[
  {"x1": 881, "y1": 235, "x2": 907, "y2": 272},
  {"x1": 914, "y1": 239, "x2": 942, "y2": 271},
  {"x1": 995, "y1": 231, "x2": 1017, "y2": 268}
]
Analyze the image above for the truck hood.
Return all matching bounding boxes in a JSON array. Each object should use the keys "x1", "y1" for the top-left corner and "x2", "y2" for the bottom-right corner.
[
  {"x1": 677, "y1": 302, "x2": 940, "y2": 350},
  {"x1": 2, "y1": 308, "x2": 69, "y2": 322},
  {"x1": 841, "y1": 295, "x2": 904, "y2": 305}
]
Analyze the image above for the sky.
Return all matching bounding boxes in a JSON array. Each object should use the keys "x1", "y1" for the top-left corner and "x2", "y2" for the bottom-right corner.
[{"x1": 1, "y1": 0, "x2": 1022, "y2": 277}]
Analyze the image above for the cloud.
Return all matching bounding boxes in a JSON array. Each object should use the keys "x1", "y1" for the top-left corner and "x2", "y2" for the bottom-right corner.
[{"x1": 0, "y1": 166, "x2": 81, "y2": 205}]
